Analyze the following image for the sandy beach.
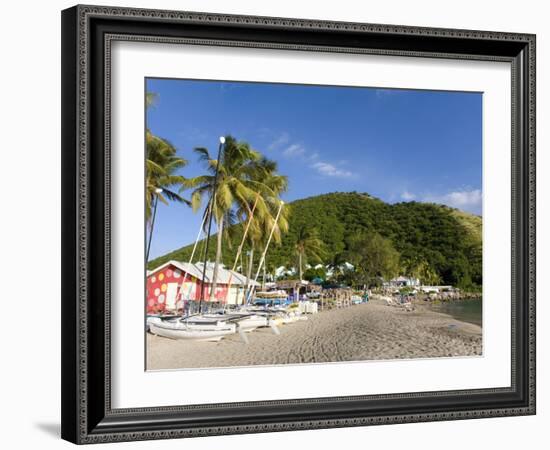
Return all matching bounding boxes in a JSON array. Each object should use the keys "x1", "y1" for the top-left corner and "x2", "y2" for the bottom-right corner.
[{"x1": 146, "y1": 297, "x2": 482, "y2": 370}]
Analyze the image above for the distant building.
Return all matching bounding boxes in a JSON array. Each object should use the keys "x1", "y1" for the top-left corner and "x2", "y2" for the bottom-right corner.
[
  {"x1": 419, "y1": 285, "x2": 454, "y2": 293},
  {"x1": 385, "y1": 276, "x2": 421, "y2": 287},
  {"x1": 146, "y1": 260, "x2": 258, "y2": 313},
  {"x1": 275, "y1": 266, "x2": 296, "y2": 278},
  {"x1": 275, "y1": 279, "x2": 317, "y2": 298}
]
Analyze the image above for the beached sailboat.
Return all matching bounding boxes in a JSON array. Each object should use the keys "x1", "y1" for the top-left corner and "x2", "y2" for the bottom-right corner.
[
  {"x1": 199, "y1": 309, "x2": 268, "y2": 331},
  {"x1": 147, "y1": 142, "x2": 288, "y2": 342},
  {"x1": 198, "y1": 193, "x2": 282, "y2": 337},
  {"x1": 147, "y1": 137, "x2": 241, "y2": 342},
  {"x1": 149, "y1": 316, "x2": 237, "y2": 342},
  {"x1": 146, "y1": 313, "x2": 178, "y2": 331}
]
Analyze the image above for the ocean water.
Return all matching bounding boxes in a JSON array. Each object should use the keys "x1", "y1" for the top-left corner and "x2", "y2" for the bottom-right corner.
[{"x1": 428, "y1": 298, "x2": 482, "y2": 327}]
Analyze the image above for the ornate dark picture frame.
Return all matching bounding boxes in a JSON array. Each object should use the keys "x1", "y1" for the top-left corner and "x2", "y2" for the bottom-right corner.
[{"x1": 61, "y1": 4, "x2": 536, "y2": 444}]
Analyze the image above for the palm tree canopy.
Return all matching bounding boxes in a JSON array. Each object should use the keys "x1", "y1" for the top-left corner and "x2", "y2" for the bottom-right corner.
[
  {"x1": 186, "y1": 136, "x2": 287, "y2": 231},
  {"x1": 185, "y1": 136, "x2": 289, "y2": 299},
  {"x1": 295, "y1": 226, "x2": 326, "y2": 265},
  {"x1": 146, "y1": 92, "x2": 158, "y2": 108},
  {"x1": 235, "y1": 157, "x2": 289, "y2": 248},
  {"x1": 145, "y1": 130, "x2": 189, "y2": 222}
]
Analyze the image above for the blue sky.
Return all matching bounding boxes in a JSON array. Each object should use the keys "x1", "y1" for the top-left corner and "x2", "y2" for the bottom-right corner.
[{"x1": 146, "y1": 78, "x2": 482, "y2": 260}]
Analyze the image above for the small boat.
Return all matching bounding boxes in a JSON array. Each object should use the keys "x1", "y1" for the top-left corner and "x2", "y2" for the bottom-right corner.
[
  {"x1": 146, "y1": 313, "x2": 179, "y2": 331},
  {"x1": 268, "y1": 316, "x2": 285, "y2": 327},
  {"x1": 250, "y1": 307, "x2": 295, "y2": 326},
  {"x1": 234, "y1": 315, "x2": 268, "y2": 332},
  {"x1": 149, "y1": 316, "x2": 236, "y2": 341},
  {"x1": 234, "y1": 307, "x2": 286, "y2": 331},
  {"x1": 203, "y1": 312, "x2": 269, "y2": 332}
]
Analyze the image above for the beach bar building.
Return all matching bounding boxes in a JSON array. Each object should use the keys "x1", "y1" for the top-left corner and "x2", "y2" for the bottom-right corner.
[
  {"x1": 146, "y1": 260, "x2": 257, "y2": 313},
  {"x1": 274, "y1": 279, "x2": 319, "y2": 300}
]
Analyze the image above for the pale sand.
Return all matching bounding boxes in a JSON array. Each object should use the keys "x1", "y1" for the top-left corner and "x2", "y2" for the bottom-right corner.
[{"x1": 146, "y1": 298, "x2": 482, "y2": 370}]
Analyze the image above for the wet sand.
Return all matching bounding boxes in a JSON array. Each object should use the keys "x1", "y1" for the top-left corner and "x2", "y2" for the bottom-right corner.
[{"x1": 146, "y1": 297, "x2": 482, "y2": 370}]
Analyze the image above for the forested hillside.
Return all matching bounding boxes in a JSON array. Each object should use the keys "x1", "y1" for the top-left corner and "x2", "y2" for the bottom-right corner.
[{"x1": 149, "y1": 192, "x2": 482, "y2": 289}]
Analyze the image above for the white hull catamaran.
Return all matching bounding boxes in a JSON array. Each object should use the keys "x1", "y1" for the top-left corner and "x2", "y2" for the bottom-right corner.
[
  {"x1": 149, "y1": 317, "x2": 237, "y2": 342},
  {"x1": 203, "y1": 312, "x2": 268, "y2": 332}
]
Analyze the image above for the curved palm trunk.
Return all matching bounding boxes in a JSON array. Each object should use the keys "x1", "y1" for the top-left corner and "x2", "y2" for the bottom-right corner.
[
  {"x1": 145, "y1": 194, "x2": 159, "y2": 263},
  {"x1": 209, "y1": 215, "x2": 224, "y2": 302}
]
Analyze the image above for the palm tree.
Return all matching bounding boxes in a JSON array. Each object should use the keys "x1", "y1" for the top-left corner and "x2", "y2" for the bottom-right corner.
[
  {"x1": 238, "y1": 158, "x2": 289, "y2": 296},
  {"x1": 294, "y1": 226, "x2": 325, "y2": 282},
  {"x1": 402, "y1": 256, "x2": 441, "y2": 285},
  {"x1": 145, "y1": 131, "x2": 189, "y2": 260},
  {"x1": 146, "y1": 92, "x2": 158, "y2": 108},
  {"x1": 187, "y1": 136, "x2": 286, "y2": 301}
]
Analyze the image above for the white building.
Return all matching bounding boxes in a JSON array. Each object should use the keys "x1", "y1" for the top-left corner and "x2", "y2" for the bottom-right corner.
[{"x1": 386, "y1": 276, "x2": 421, "y2": 287}]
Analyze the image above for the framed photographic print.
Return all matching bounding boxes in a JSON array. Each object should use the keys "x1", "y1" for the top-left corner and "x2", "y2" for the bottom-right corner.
[{"x1": 61, "y1": 4, "x2": 536, "y2": 444}]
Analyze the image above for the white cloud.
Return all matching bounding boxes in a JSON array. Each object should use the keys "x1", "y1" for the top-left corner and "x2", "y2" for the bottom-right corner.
[
  {"x1": 309, "y1": 152, "x2": 320, "y2": 161},
  {"x1": 268, "y1": 132, "x2": 290, "y2": 151},
  {"x1": 312, "y1": 162, "x2": 354, "y2": 178},
  {"x1": 401, "y1": 191, "x2": 416, "y2": 201},
  {"x1": 397, "y1": 188, "x2": 482, "y2": 214},
  {"x1": 423, "y1": 189, "x2": 482, "y2": 214},
  {"x1": 283, "y1": 144, "x2": 306, "y2": 157},
  {"x1": 439, "y1": 189, "x2": 482, "y2": 210},
  {"x1": 268, "y1": 132, "x2": 355, "y2": 178}
]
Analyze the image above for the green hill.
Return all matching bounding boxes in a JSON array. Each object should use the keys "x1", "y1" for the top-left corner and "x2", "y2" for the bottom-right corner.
[{"x1": 148, "y1": 192, "x2": 482, "y2": 289}]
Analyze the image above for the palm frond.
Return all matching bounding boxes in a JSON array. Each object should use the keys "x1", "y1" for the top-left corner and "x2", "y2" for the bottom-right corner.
[{"x1": 146, "y1": 92, "x2": 159, "y2": 108}]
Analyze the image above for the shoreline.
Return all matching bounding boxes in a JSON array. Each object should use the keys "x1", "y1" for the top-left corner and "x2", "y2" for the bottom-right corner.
[{"x1": 147, "y1": 297, "x2": 482, "y2": 370}]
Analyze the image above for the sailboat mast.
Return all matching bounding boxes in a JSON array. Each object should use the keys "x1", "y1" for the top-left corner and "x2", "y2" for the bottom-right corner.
[
  {"x1": 198, "y1": 136, "x2": 225, "y2": 314},
  {"x1": 246, "y1": 200, "x2": 284, "y2": 304},
  {"x1": 222, "y1": 192, "x2": 260, "y2": 306},
  {"x1": 175, "y1": 211, "x2": 208, "y2": 316}
]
